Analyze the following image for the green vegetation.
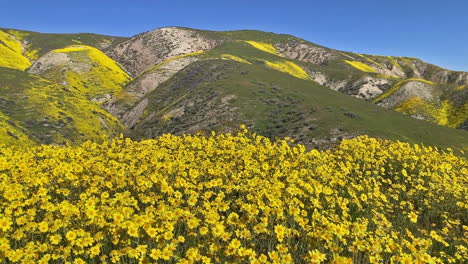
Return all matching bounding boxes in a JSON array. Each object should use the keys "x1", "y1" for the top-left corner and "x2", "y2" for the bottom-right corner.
[
  {"x1": 356, "y1": 53, "x2": 385, "y2": 68},
  {"x1": 0, "y1": 112, "x2": 34, "y2": 146},
  {"x1": 388, "y1": 56, "x2": 404, "y2": 71},
  {"x1": 0, "y1": 30, "x2": 31, "y2": 70},
  {"x1": 198, "y1": 29, "x2": 302, "y2": 45},
  {"x1": 1, "y1": 28, "x2": 127, "y2": 60},
  {"x1": 373, "y1": 78, "x2": 435, "y2": 103},
  {"x1": 396, "y1": 97, "x2": 468, "y2": 128},
  {"x1": 145, "y1": 51, "x2": 205, "y2": 73},
  {"x1": 37, "y1": 45, "x2": 132, "y2": 99},
  {"x1": 0, "y1": 26, "x2": 466, "y2": 150},
  {"x1": 200, "y1": 41, "x2": 312, "y2": 80},
  {"x1": 0, "y1": 67, "x2": 124, "y2": 145},
  {"x1": 129, "y1": 59, "x2": 468, "y2": 151},
  {"x1": 343, "y1": 60, "x2": 377, "y2": 73}
]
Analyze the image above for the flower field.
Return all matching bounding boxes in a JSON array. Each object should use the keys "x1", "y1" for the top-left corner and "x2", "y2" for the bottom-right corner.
[{"x1": 0, "y1": 128, "x2": 467, "y2": 263}]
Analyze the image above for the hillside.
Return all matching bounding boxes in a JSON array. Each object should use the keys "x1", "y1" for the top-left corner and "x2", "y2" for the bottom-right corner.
[
  {"x1": 29, "y1": 45, "x2": 132, "y2": 101},
  {"x1": 105, "y1": 27, "x2": 467, "y2": 131},
  {"x1": 0, "y1": 27, "x2": 467, "y2": 150},
  {"x1": 0, "y1": 28, "x2": 127, "y2": 61},
  {"x1": 0, "y1": 29, "x2": 132, "y2": 145},
  {"x1": 0, "y1": 67, "x2": 124, "y2": 145}
]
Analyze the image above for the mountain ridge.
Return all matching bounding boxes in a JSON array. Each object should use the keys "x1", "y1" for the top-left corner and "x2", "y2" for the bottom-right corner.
[
  {"x1": 3, "y1": 26, "x2": 467, "y2": 73},
  {"x1": 0, "y1": 26, "x2": 466, "y2": 150}
]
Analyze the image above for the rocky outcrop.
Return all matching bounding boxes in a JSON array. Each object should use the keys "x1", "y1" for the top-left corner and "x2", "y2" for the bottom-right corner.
[
  {"x1": 377, "y1": 81, "x2": 435, "y2": 108},
  {"x1": 347, "y1": 77, "x2": 389, "y2": 99},
  {"x1": 307, "y1": 71, "x2": 348, "y2": 91},
  {"x1": 307, "y1": 70, "x2": 388, "y2": 100},
  {"x1": 275, "y1": 41, "x2": 336, "y2": 65},
  {"x1": 102, "y1": 55, "x2": 201, "y2": 123},
  {"x1": 375, "y1": 63, "x2": 406, "y2": 78},
  {"x1": 427, "y1": 69, "x2": 468, "y2": 85},
  {"x1": 124, "y1": 56, "x2": 200, "y2": 99},
  {"x1": 454, "y1": 72, "x2": 468, "y2": 85},
  {"x1": 28, "y1": 52, "x2": 72, "y2": 75},
  {"x1": 106, "y1": 27, "x2": 218, "y2": 76},
  {"x1": 121, "y1": 98, "x2": 148, "y2": 128}
]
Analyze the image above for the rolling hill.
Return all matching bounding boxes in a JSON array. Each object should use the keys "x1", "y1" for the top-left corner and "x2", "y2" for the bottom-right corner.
[{"x1": 0, "y1": 27, "x2": 466, "y2": 150}]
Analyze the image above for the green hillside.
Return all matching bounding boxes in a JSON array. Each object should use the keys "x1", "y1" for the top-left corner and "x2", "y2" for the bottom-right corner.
[
  {"x1": 0, "y1": 26, "x2": 466, "y2": 151},
  {"x1": 0, "y1": 30, "x2": 31, "y2": 70},
  {"x1": 125, "y1": 58, "x2": 468, "y2": 150},
  {"x1": 0, "y1": 67, "x2": 124, "y2": 145},
  {"x1": 29, "y1": 44, "x2": 132, "y2": 100},
  {"x1": 0, "y1": 28, "x2": 127, "y2": 61},
  {"x1": 107, "y1": 27, "x2": 467, "y2": 132}
]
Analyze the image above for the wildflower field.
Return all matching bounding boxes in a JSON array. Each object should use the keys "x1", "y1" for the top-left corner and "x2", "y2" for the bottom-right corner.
[{"x1": 0, "y1": 128, "x2": 467, "y2": 263}]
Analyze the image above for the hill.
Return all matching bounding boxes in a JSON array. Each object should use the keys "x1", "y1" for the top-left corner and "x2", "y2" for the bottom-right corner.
[
  {"x1": 0, "y1": 67, "x2": 124, "y2": 145},
  {"x1": 0, "y1": 27, "x2": 467, "y2": 150}
]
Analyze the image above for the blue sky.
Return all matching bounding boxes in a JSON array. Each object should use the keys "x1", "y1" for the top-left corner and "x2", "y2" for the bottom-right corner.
[{"x1": 2, "y1": 0, "x2": 467, "y2": 71}]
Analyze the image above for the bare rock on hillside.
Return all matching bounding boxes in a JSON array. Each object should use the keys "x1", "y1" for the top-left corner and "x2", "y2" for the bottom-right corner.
[
  {"x1": 121, "y1": 98, "x2": 148, "y2": 128},
  {"x1": 124, "y1": 56, "x2": 200, "y2": 99},
  {"x1": 377, "y1": 81, "x2": 435, "y2": 108},
  {"x1": 28, "y1": 52, "x2": 72, "y2": 75},
  {"x1": 275, "y1": 42, "x2": 336, "y2": 65},
  {"x1": 348, "y1": 77, "x2": 389, "y2": 99},
  {"x1": 106, "y1": 27, "x2": 218, "y2": 76},
  {"x1": 102, "y1": 55, "x2": 200, "y2": 122}
]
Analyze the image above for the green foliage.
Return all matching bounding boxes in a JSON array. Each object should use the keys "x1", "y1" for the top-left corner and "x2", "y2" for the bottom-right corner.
[
  {"x1": 0, "y1": 26, "x2": 466, "y2": 151},
  {"x1": 0, "y1": 30, "x2": 31, "y2": 70},
  {"x1": 39, "y1": 45, "x2": 132, "y2": 99},
  {"x1": 129, "y1": 59, "x2": 468, "y2": 151},
  {"x1": 0, "y1": 67, "x2": 124, "y2": 146},
  {"x1": 1, "y1": 28, "x2": 128, "y2": 59},
  {"x1": 0, "y1": 112, "x2": 34, "y2": 146},
  {"x1": 343, "y1": 60, "x2": 377, "y2": 73}
]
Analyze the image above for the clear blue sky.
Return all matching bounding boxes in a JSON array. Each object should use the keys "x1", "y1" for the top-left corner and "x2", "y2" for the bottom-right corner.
[{"x1": 2, "y1": 0, "x2": 467, "y2": 71}]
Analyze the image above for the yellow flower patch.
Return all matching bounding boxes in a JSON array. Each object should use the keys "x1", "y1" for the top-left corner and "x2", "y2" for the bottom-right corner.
[
  {"x1": 50, "y1": 45, "x2": 132, "y2": 98},
  {"x1": 455, "y1": 85, "x2": 465, "y2": 91},
  {"x1": 0, "y1": 112, "x2": 34, "y2": 146},
  {"x1": 343, "y1": 60, "x2": 377, "y2": 73},
  {"x1": 373, "y1": 78, "x2": 434, "y2": 103},
  {"x1": 264, "y1": 60, "x2": 311, "y2": 80},
  {"x1": 0, "y1": 30, "x2": 31, "y2": 70},
  {"x1": 395, "y1": 96, "x2": 467, "y2": 128},
  {"x1": 0, "y1": 129, "x2": 466, "y2": 263},
  {"x1": 220, "y1": 54, "x2": 251, "y2": 64},
  {"x1": 244, "y1": 40, "x2": 277, "y2": 55}
]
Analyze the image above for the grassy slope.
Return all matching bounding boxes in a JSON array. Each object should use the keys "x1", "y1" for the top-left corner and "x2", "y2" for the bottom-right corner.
[
  {"x1": 0, "y1": 67, "x2": 124, "y2": 145},
  {"x1": 0, "y1": 28, "x2": 128, "y2": 61},
  {"x1": 35, "y1": 45, "x2": 132, "y2": 99},
  {"x1": 223, "y1": 62, "x2": 467, "y2": 148},
  {"x1": 0, "y1": 29, "x2": 131, "y2": 147},
  {"x1": 0, "y1": 27, "x2": 465, "y2": 148},
  {"x1": 0, "y1": 111, "x2": 34, "y2": 146},
  {"x1": 0, "y1": 30, "x2": 31, "y2": 70},
  {"x1": 129, "y1": 57, "x2": 468, "y2": 150},
  {"x1": 120, "y1": 33, "x2": 466, "y2": 149},
  {"x1": 195, "y1": 29, "x2": 467, "y2": 129}
]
